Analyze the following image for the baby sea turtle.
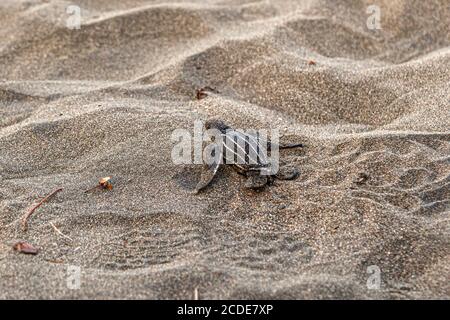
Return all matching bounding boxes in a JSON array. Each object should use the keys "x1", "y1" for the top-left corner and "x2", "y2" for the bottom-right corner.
[{"x1": 194, "y1": 119, "x2": 304, "y2": 193}]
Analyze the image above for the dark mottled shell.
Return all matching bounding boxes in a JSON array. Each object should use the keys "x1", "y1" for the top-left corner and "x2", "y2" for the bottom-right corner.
[{"x1": 220, "y1": 130, "x2": 270, "y2": 173}]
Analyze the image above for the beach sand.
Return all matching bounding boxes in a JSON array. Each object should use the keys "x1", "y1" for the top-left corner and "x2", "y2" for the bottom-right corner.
[{"x1": 0, "y1": 0, "x2": 449, "y2": 299}]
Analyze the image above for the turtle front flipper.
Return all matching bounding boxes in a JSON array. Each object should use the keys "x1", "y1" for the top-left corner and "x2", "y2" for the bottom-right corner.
[
  {"x1": 275, "y1": 165, "x2": 299, "y2": 180},
  {"x1": 194, "y1": 161, "x2": 222, "y2": 194},
  {"x1": 244, "y1": 171, "x2": 268, "y2": 190}
]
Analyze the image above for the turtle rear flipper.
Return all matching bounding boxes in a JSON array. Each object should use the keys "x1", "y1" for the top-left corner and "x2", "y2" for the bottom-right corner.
[
  {"x1": 244, "y1": 171, "x2": 268, "y2": 189},
  {"x1": 267, "y1": 141, "x2": 304, "y2": 151},
  {"x1": 275, "y1": 166, "x2": 299, "y2": 180}
]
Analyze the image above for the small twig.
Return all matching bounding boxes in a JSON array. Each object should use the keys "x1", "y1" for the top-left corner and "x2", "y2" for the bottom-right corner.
[
  {"x1": 50, "y1": 222, "x2": 73, "y2": 242},
  {"x1": 45, "y1": 258, "x2": 64, "y2": 264},
  {"x1": 22, "y1": 188, "x2": 63, "y2": 232},
  {"x1": 84, "y1": 185, "x2": 100, "y2": 193}
]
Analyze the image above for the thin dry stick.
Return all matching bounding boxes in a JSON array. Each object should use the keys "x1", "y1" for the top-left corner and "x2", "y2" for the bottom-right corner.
[
  {"x1": 22, "y1": 188, "x2": 63, "y2": 231},
  {"x1": 49, "y1": 222, "x2": 73, "y2": 242},
  {"x1": 84, "y1": 185, "x2": 100, "y2": 193}
]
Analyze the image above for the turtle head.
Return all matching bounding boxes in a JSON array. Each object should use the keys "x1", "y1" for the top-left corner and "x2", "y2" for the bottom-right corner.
[{"x1": 204, "y1": 119, "x2": 230, "y2": 133}]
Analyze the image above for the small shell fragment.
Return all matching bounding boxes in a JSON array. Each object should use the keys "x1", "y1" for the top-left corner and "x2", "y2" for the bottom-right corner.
[{"x1": 13, "y1": 242, "x2": 39, "y2": 255}]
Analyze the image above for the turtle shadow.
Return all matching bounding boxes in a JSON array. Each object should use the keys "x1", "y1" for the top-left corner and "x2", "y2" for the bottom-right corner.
[{"x1": 172, "y1": 165, "x2": 201, "y2": 191}]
